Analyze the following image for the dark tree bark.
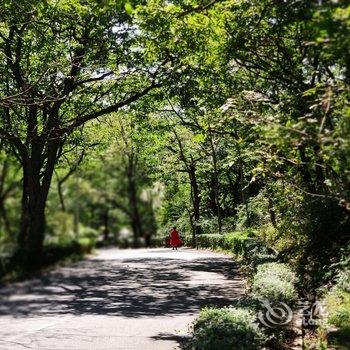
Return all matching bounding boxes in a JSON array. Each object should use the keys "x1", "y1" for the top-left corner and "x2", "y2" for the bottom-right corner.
[
  {"x1": 298, "y1": 144, "x2": 316, "y2": 194},
  {"x1": 173, "y1": 130, "x2": 202, "y2": 247},
  {"x1": 188, "y1": 155, "x2": 202, "y2": 245},
  {"x1": 235, "y1": 143, "x2": 250, "y2": 226},
  {"x1": 55, "y1": 150, "x2": 85, "y2": 212},
  {"x1": 208, "y1": 133, "x2": 222, "y2": 233},
  {"x1": 17, "y1": 140, "x2": 60, "y2": 266},
  {"x1": 57, "y1": 182, "x2": 66, "y2": 212},
  {"x1": 102, "y1": 208, "x2": 110, "y2": 242},
  {"x1": 126, "y1": 153, "x2": 143, "y2": 248},
  {"x1": 226, "y1": 168, "x2": 241, "y2": 214}
]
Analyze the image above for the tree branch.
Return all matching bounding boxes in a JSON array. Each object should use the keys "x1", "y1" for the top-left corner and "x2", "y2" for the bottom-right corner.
[{"x1": 61, "y1": 82, "x2": 161, "y2": 134}]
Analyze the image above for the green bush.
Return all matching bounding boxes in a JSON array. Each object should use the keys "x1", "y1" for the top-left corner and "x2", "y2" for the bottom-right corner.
[
  {"x1": 197, "y1": 217, "x2": 222, "y2": 235},
  {"x1": 180, "y1": 234, "x2": 192, "y2": 246},
  {"x1": 241, "y1": 239, "x2": 277, "y2": 269},
  {"x1": 329, "y1": 307, "x2": 350, "y2": 329},
  {"x1": 43, "y1": 239, "x2": 93, "y2": 265},
  {"x1": 46, "y1": 211, "x2": 74, "y2": 239},
  {"x1": 196, "y1": 231, "x2": 253, "y2": 257},
  {"x1": 79, "y1": 226, "x2": 99, "y2": 245},
  {"x1": 77, "y1": 237, "x2": 95, "y2": 253},
  {"x1": 249, "y1": 252, "x2": 277, "y2": 269},
  {"x1": 222, "y1": 232, "x2": 252, "y2": 255},
  {"x1": 197, "y1": 234, "x2": 223, "y2": 249},
  {"x1": 251, "y1": 263, "x2": 297, "y2": 304},
  {"x1": 325, "y1": 289, "x2": 350, "y2": 349},
  {"x1": 150, "y1": 236, "x2": 166, "y2": 247},
  {"x1": 235, "y1": 192, "x2": 271, "y2": 230},
  {"x1": 190, "y1": 307, "x2": 266, "y2": 350},
  {"x1": 327, "y1": 290, "x2": 350, "y2": 327},
  {"x1": 336, "y1": 269, "x2": 350, "y2": 293}
]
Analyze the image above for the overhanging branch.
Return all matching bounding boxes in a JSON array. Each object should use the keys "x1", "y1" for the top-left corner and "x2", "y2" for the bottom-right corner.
[{"x1": 60, "y1": 82, "x2": 161, "y2": 135}]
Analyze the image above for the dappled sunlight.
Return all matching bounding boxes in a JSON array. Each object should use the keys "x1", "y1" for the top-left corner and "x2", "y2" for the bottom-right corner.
[
  {"x1": 0, "y1": 249, "x2": 245, "y2": 349},
  {"x1": 0, "y1": 249, "x2": 245, "y2": 319}
]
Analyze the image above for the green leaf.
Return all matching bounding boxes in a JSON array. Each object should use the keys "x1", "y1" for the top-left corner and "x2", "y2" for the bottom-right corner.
[{"x1": 124, "y1": 2, "x2": 133, "y2": 14}]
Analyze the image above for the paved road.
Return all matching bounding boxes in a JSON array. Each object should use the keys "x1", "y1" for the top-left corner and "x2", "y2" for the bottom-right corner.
[{"x1": 0, "y1": 248, "x2": 245, "y2": 350}]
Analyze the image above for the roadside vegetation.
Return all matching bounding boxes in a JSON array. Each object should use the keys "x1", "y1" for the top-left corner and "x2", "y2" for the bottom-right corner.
[{"x1": 183, "y1": 230, "x2": 298, "y2": 349}]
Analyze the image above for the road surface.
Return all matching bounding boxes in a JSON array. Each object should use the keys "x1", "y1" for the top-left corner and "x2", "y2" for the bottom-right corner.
[{"x1": 0, "y1": 248, "x2": 245, "y2": 349}]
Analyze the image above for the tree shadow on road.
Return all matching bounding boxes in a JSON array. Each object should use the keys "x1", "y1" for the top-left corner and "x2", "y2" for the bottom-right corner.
[
  {"x1": 0, "y1": 253, "x2": 245, "y2": 319},
  {"x1": 150, "y1": 332, "x2": 190, "y2": 349}
]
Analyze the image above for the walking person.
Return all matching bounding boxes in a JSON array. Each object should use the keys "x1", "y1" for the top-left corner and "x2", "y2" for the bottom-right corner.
[{"x1": 169, "y1": 226, "x2": 182, "y2": 250}]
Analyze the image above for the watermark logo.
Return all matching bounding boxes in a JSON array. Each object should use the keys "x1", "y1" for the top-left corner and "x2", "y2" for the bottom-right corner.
[
  {"x1": 258, "y1": 299, "x2": 327, "y2": 328},
  {"x1": 298, "y1": 300, "x2": 327, "y2": 327},
  {"x1": 258, "y1": 299, "x2": 293, "y2": 328}
]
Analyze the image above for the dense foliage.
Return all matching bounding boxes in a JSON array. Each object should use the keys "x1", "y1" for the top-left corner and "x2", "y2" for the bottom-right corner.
[
  {"x1": 190, "y1": 307, "x2": 266, "y2": 350},
  {"x1": 251, "y1": 263, "x2": 297, "y2": 304}
]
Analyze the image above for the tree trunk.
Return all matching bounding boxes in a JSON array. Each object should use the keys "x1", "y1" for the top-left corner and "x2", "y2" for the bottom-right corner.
[
  {"x1": 209, "y1": 133, "x2": 222, "y2": 233},
  {"x1": 226, "y1": 169, "x2": 241, "y2": 214},
  {"x1": 127, "y1": 153, "x2": 143, "y2": 247},
  {"x1": 57, "y1": 180, "x2": 66, "y2": 211},
  {"x1": 55, "y1": 150, "x2": 85, "y2": 212},
  {"x1": 18, "y1": 174, "x2": 47, "y2": 266},
  {"x1": 236, "y1": 142, "x2": 250, "y2": 226},
  {"x1": 189, "y1": 156, "x2": 201, "y2": 247},
  {"x1": 17, "y1": 141, "x2": 59, "y2": 267},
  {"x1": 298, "y1": 144, "x2": 316, "y2": 193},
  {"x1": 103, "y1": 209, "x2": 110, "y2": 242}
]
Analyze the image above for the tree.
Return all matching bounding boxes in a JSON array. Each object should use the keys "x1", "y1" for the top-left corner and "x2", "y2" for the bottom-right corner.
[
  {"x1": 0, "y1": 0, "x2": 167, "y2": 264},
  {"x1": 221, "y1": 0, "x2": 350, "y2": 281}
]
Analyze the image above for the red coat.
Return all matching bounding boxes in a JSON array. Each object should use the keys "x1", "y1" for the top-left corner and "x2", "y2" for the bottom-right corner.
[{"x1": 170, "y1": 229, "x2": 182, "y2": 247}]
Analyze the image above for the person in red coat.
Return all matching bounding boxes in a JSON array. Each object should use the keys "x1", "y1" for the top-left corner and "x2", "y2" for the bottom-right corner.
[{"x1": 169, "y1": 226, "x2": 182, "y2": 250}]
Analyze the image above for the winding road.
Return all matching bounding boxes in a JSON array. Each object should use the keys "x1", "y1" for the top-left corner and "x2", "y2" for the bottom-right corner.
[{"x1": 0, "y1": 248, "x2": 245, "y2": 349}]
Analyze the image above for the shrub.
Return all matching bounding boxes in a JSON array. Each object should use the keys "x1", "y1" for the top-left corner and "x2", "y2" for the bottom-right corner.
[
  {"x1": 197, "y1": 234, "x2": 224, "y2": 249},
  {"x1": 222, "y1": 231, "x2": 252, "y2": 256},
  {"x1": 327, "y1": 290, "x2": 350, "y2": 328},
  {"x1": 46, "y1": 211, "x2": 74, "y2": 238},
  {"x1": 196, "y1": 231, "x2": 253, "y2": 257},
  {"x1": 329, "y1": 307, "x2": 350, "y2": 329},
  {"x1": 249, "y1": 252, "x2": 277, "y2": 269},
  {"x1": 79, "y1": 226, "x2": 99, "y2": 244},
  {"x1": 336, "y1": 269, "x2": 350, "y2": 293},
  {"x1": 251, "y1": 263, "x2": 297, "y2": 304},
  {"x1": 43, "y1": 239, "x2": 91, "y2": 265},
  {"x1": 150, "y1": 236, "x2": 166, "y2": 247},
  {"x1": 77, "y1": 237, "x2": 95, "y2": 253},
  {"x1": 197, "y1": 217, "x2": 222, "y2": 235},
  {"x1": 235, "y1": 192, "x2": 271, "y2": 231},
  {"x1": 190, "y1": 307, "x2": 266, "y2": 350},
  {"x1": 325, "y1": 289, "x2": 350, "y2": 349},
  {"x1": 242, "y1": 239, "x2": 278, "y2": 269}
]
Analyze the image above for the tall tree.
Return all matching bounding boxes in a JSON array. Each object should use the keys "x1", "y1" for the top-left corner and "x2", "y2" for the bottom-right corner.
[{"x1": 0, "y1": 0, "x2": 165, "y2": 264}]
